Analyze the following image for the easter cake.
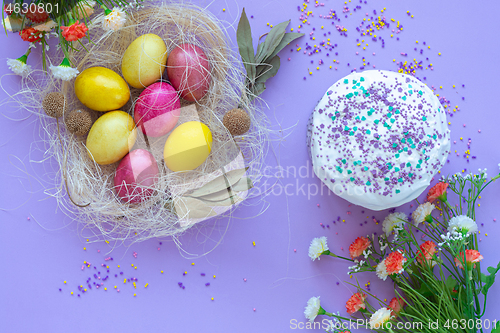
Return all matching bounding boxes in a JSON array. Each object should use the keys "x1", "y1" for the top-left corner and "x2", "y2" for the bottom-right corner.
[{"x1": 307, "y1": 70, "x2": 450, "y2": 210}]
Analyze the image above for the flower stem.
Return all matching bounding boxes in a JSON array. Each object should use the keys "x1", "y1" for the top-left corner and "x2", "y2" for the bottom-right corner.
[{"x1": 322, "y1": 250, "x2": 354, "y2": 261}]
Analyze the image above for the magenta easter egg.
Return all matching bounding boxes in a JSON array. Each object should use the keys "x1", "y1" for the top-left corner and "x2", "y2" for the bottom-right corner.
[
  {"x1": 114, "y1": 149, "x2": 159, "y2": 203},
  {"x1": 134, "y1": 82, "x2": 181, "y2": 137},
  {"x1": 167, "y1": 44, "x2": 211, "y2": 102}
]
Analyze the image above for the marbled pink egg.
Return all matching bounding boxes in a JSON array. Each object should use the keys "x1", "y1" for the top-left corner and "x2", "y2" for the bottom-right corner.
[
  {"x1": 134, "y1": 82, "x2": 181, "y2": 137},
  {"x1": 114, "y1": 149, "x2": 159, "y2": 203}
]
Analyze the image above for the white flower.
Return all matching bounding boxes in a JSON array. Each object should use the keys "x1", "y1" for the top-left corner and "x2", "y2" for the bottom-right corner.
[
  {"x1": 7, "y1": 58, "x2": 31, "y2": 77},
  {"x1": 103, "y1": 7, "x2": 127, "y2": 31},
  {"x1": 369, "y1": 307, "x2": 393, "y2": 329},
  {"x1": 382, "y1": 212, "x2": 407, "y2": 236},
  {"x1": 376, "y1": 259, "x2": 389, "y2": 281},
  {"x1": 50, "y1": 58, "x2": 79, "y2": 81},
  {"x1": 412, "y1": 202, "x2": 435, "y2": 227},
  {"x1": 448, "y1": 215, "x2": 478, "y2": 236},
  {"x1": 304, "y1": 296, "x2": 321, "y2": 322},
  {"x1": 308, "y1": 237, "x2": 328, "y2": 261}
]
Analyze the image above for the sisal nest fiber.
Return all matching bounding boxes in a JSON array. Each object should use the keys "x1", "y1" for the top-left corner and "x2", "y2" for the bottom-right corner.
[{"x1": 29, "y1": 2, "x2": 270, "y2": 249}]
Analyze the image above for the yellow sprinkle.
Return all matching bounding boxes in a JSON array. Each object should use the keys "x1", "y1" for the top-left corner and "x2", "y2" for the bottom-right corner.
[
  {"x1": 384, "y1": 298, "x2": 387, "y2": 301},
  {"x1": 329, "y1": 66, "x2": 332, "y2": 69},
  {"x1": 184, "y1": 271, "x2": 188, "y2": 275},
  {"x1": 438, "y1": 171, "x2": 441, "y2": 174},
  {"x1": 485, "y1": 233, "x2": 488, "y2": 236},
  {"x1": 145, "y1": 283, "x2": 149, "y2": 288},
  {"x1": 349, "y1": 275, "x2": 353, "y2": 279},
  {"x1": 252, "y1": 241, "x2": 256, "y2": 246},
  {"x1": 440, "y1": 86, "x2": 443, "y2": 89},
  {"x1": 270, "y1": 25, "x2": 273, "y2": 28},
  {"x1": 291, "y1": 28, "x2": 293, "y2": 31},
  {"x1": 479, "y1": 196, "x2": 482, "y2": 199},
  {"x1": 312, "y1": 37, "x2": 315, "y2": 40},
  {"x1": 191, "y1": 263, "x2": 195, "y2": 266},
  {"x1": 106, "y1": 266, "x2": 109, "y2": 269},
  {"x1": 213, "y1": 275, "x2": 216, "y2": 278},
  {"x1": 416, "y1": 41, "x2": 418, "y2": 44},
  {"x1": 64, "y1": 281, "x2": 66, "y2": 284},
  {"x1": 71, "y1": 292, "x2": 74, "y2": 295},
  {"x1": 316, "y1": 67, "x2": 319, "y2": 70},
  {"x1": 479, "y1": 230, "x2": 481, "y2": 234},
  {"x1": 83, "y1": 261, "x2": 86, "y2": 264},
  {"x1": 83, "y1": 247, "x2": 86, "y2": 250},
  {"x1": 453, "y1": 85, "x2": 455, "y2": 88},
  {"x1": 161, "y1": 270, "x2": 164, "y2": 274},
  {"x1": 438, "y1": 52, "x2": 441, "y2": 55},
  {"x1": 211, "y1": 297, "x2": 214, "y2": 301},
  {"x1": 267, "y1": 23, "x2": 269, "y2": 26},
  {"x1": 321, "y1": 26, "x2": 324, "y2": 29},
  {"x1": 124, "y1": 279, "x2": 126, "y2": 283},
  {"x1": 134, "y1": 293, "x2": 137, "y2": 297},
  {"x1": 114, "y1": 286, "x2": 117, "y2": 289},
  {"x1": 84, "y1": 289, "x2": 87, "y2": 292},
  {"x1": 297, "y1": 47, "x2": 301, "y2": 51},
  {"x1": 105, "y1": 240, "x2": 109, "y2": 244},
  {"x1": 478, "y1": 204, "x2": 481, "y2": 207},
  {"x1": 222, "y1": 8, "x2": 225, "y2": 12},
  {"x1": 133, "y1": 282, "x2": 136, "y2": 288},
  {"x1": 117, "y1": 265, "x2": 120, "y2": 268},
  {"x1": 104, "y1": 288, "x2": 107, "y2": 291},
  {"x1": 86, "y1": 239, "x2": 89, "y2": 242}
]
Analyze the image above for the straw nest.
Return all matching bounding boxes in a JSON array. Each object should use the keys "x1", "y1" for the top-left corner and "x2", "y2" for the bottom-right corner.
[{"x1": 27, "y1": 2, "x2": 269, "y2": 248}]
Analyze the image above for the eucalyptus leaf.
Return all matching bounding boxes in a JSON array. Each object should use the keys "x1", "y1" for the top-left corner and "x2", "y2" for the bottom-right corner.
[
  {"x1": 267, "y1": 32, "x2": 305, "y2": 60},
  {"x1": 252, "y1": 82, "x2": 266, "y2": 98},
  {"x1": 196, "y1": 194, "x2": 244, "y2": 207},
  {"x1": 260, "y1": 20, "x2": 289, "y2": 62},
  {"x1": 173, "y1": 197, "x2": 217, "y2": 220},
  {"x1": 256, "y1": 56, "x2": 280, "y2": 83},
  {"x1": 231, "y1": 177, "x2": 254, "y2": 192},
  {"x1": 237, "y1": 8, "x2": 256, "y2": 84},
  {"x1": 188, "y1": 168, "x2": 248, "y2": 197},
  {"x1": 255, "y1": 41, "x2": 267, "y2": 65}
]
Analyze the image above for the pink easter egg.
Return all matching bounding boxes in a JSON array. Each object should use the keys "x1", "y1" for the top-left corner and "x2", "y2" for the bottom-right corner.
[
  {"x1": 114, "y1": 149, "x2": 159, "y2": 203},
  {"x1": 134, "y1": 82, "x2": 181, "y2": 137}
]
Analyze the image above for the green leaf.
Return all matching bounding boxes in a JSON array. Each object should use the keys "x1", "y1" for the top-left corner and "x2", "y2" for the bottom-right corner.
[
  {"x1": 236, "y1": 8, "x2": 256, "y2": 83},
  {"x1": 258, "y1": 20, "x2": 289, "y2": 63},
  {"x1": 492, "y1": 321, "x2": 500, "y2": 333},
  {"x1": 481, "y1": 261, "x2": 500, "y2": 296},
  {"x1": 256, "y1": 55, "x2": 280, "y2": 84},
  {"x1": 252, "y1": 82, "x2": 266, "y2": 98},
  {"x1": 267, "y1": 32, "x2": 305, "y2": 61},
  {"x1": 255, "y1": 40, "x2": 267, "y2": 64}
]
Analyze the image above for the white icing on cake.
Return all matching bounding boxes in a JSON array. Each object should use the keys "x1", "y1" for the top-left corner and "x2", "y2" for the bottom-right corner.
[{"x1": 307, "y1": 70, "x2": 450, "y2": 211}]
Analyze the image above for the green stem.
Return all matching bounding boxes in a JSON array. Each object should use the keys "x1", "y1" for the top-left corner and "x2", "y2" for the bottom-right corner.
[{"x1": 322, "y1": 250, "x2": 354, "y2": 262}]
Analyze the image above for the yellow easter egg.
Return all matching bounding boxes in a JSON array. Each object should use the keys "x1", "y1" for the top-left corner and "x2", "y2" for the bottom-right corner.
[
  {"x1": 122, "y1": 33, "x2": 168, "y2": 89},
  {"x1": 75, "y1": 67, "x2": 130, "y2": 112},
  {"x1": 163, "y1": 121, "x2": 212, "y2": 172},
  {"x1": 86, "y1": 111, "x2": 137, "y2": 165}
]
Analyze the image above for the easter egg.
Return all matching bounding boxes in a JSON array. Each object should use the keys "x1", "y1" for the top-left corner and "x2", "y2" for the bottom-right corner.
[
  {"x1": 86, "y1": 111, "x2": 137, "y2": 165},
  {"x1": 122, "y1": 33, "x2": 168, "y2": 89},
  {"x1": 74, "y1": 67, "x2": 130, "y2": 112},
  {"x1": 163, "y1": 121, "x2": 212, "y2": 172},
  {"x1": 134, "y1": 82, "x2": 181, "y2": 137},
  {"x1": 114, "y1": 149, "x2": 159, "y2": 203},
  {"x1": 167, "y1": 44, "x2": 210, "y2": 102}
]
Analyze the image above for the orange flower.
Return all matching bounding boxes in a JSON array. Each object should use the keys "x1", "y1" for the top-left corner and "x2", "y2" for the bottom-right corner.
[
  {"x1": 454, "y1": 249, "x2": 483, "y2": 270},
  {"x1": 60, "y1": 20, "x2": 88, "y2": 42},
  {"x1": 416, "y1": 241, "x2": 437, "y2": 267},
  {"x1": 19, "y1": 27, "x2": 43, "y2": 43},
  {"x1": 426, "y1": 182, "x2": 448, "y2": 203},
  {"x1": 387, "y1": 297, "x2": 405, "y2": 316},
  {"x1": 349, "y1": 236, "x2": 371, "y2": 259},
  {"x1": 385, "y1": 251, "x2": 407, "y2": 275},
  {"x1": 345, "y1": 292, "x2": 367, "y2": 314}
]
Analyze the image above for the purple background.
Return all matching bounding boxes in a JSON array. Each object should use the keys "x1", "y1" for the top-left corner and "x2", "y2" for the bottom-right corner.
[{"x1": 1, "y1": 0, "x2": 500, "y2": 332}]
